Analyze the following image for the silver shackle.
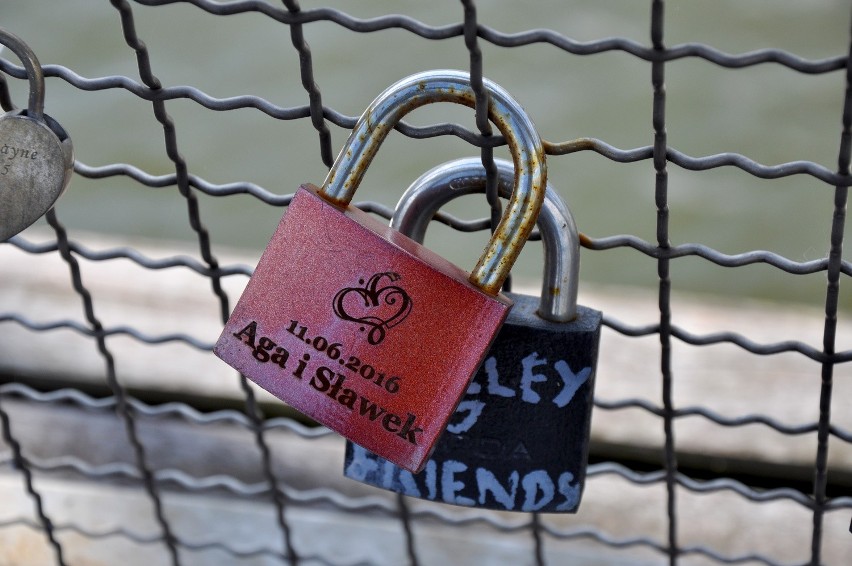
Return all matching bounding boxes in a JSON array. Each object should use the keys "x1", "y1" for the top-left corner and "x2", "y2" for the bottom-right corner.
[
  {"x1": 0, "y1": 28, "x2": 44, "y2": 120},
  {"x1": 320, "y1": 69, "x2": 546, "y2": 296},
  {"x1": 393, "y1": 157, "x2": 580, "y2": 322}
]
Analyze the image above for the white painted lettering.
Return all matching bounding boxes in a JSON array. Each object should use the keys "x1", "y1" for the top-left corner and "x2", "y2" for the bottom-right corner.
[
  {"x1": 441, "y1": 460, "x2": 475, "y2": 506},
  {"x1": 447, "y1": 399, "x2": 485, "y2": 434},
  {"x1": 520, "y1": 352, "x2": 548, "y2": 404},
  {"x1": 344, "y1": 444, "x2": 379, "y2": 481},
  {"x1": 552, "y1": 361, "x2": 592, "y2": 408},
  {"x1": 484, "y1": 356, "x2": 515, "y2": 397},
  {"x1": 521, "y1": 470, "x2": 555, "y2": 511},
  {"x1": 476, "y1": 468, "x2": 519, "y2": 510},
  {"x1": 555, "y1": 471, "x2": 581, "y2": 511}
]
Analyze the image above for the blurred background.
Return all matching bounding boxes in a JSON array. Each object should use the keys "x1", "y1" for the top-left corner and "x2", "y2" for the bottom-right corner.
[
  {"x1": 2, "y1": 1, "x2": 852, "y2": 565},
  {"x1": 3, "y1": 0, "x2": 851, "y2": 306}
]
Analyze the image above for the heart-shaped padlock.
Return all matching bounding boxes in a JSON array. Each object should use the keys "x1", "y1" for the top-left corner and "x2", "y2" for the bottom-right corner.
[{"x1": 0, "y1": 28, "x2": 74, "y2": 241}]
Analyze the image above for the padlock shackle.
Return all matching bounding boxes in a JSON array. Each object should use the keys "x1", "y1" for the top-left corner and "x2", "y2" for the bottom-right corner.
[
  {"x1": 393, "y1": 158, "x2": 579, "y2": 322},
  {"x1": 320, "y1": 70, "x2": 545, "y2": 296},
  {"x1": 0, "y1": 28, "x2": 44, "y2": 121}
]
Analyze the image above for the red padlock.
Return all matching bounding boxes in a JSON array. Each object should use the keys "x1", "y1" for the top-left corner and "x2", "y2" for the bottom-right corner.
[{"x1": 214, "y1": 70, "x2": 545, "y2": 472}]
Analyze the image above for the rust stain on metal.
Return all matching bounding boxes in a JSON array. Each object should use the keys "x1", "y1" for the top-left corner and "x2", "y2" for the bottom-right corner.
[{"x1": 316, "y1": 71, "x2": 546, "y2": 295}]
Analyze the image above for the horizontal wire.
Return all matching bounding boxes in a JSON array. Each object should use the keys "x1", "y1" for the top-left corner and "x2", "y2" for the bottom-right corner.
[
  {"x1": 0, "y1": 516, "x2": 368, "y2": 565},
  {"x1": 670, "y1": 325, "x2": 839, "y2": 363},
  {"x1": 0, "y1": 450, "x2": 393, "y2": 511},
  {"x1": 588, "y1": 463, "x2": 815, "y2": 508},
  {"x1": 549, "y1": 138, "x2": 852, "y2": 186},
  {"x1": 4, "y1": 311, "x2": 852, "y2": 443},
  {"x1": 825, "y1": 497, "x2": 852, "y2": 510},
  {"x1": 130, "y1": 0, "x2": 846, "y2": 74},
  {"x1": 0, "y1": 449, "x2": 539, "y2": 535},
  {"x1": 0, "y1": 382, "x2": 332, "y2": 436},
  {"x1": 0, "y1": 381, "x2": 838, "y2": 453},
  {"x1": 4, "y1": 359, "x2": 852, "y2": 445},
  {"x1": 539, "y1": 523, "x2": 667, "y2": 554},
  {"x1": 583, "y1": 233, "x2": 845, "y2": 276},
  {"x1": 75, "y1": 161, "x2": 291, "y2": 206},
  {"x1": 595, "y1": 398, "x2": 852, "y2": 442},
  {"x1": 543, "y1": 526, "x2": 795, "y2": 566},
  {"x1": 677, "y1": 545, "x2": 792, "y2": 566},
  {"x1": 4, "y1": 445, "x2": 848, "y2": 559},
  {"x1": 0, "y1": 516, "x2": 162, "y2": 546},
  {"x1": 2, "y1": 56, "x2": 851, "y2": 186},
  {"x1": 601, "y1": 312, "x2": 852, "y2": 363},
  {"x1": 8, "y1": 225, "x2": 846, "y2": 285},
  {"x1": 5, "y1": 178, "x2": 847, "y2": 299},
  {"x1": 8, "y1": 232, "x2": 253, "y2": 278},
  {"x1": 677, "y1": 472, "x2": 813, "y2": 507},
  {"x1": 0, "y1": 59, "x2": 501, "y2": 148},
  {"x1": 0, "y1": 452, "x2": 820, "y2": 513},
  {"x1": 76, "y1": 161, "x2": 496, "y2": 238},
  {"x1": 542, "y1": 521, "x2": 795, "y2": 566},
  {"x1": 0, "y1": 312, "x2": 214, "y2": 351}
]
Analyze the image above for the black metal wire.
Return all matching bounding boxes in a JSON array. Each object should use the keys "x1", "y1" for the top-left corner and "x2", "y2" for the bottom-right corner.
[
  {"x1": 460, "y1": 0, "x2": 505, "y2": 293},
  {"x1": 396, "y1": 493, "x2": 420, "y2": 566},
  {"x1": 45, "y1": 206, "x2": 182, "y2": 564},
  {"x1": 0, "y1": 398, "x2": 66, "y2": 565},
  {"x1": 1, "y1": 1, "x2": 851, "y2": 565},
  {"x1": 530, "y1": 512, "x2": 545, "y2": 566},
  {"x1": 2, "y1": 55, "x2": 851, "y2": 184},
  {"x1": 650, "y1": 2, "x2": 679, "y2": 564},
  {"x1": 281, "y1": 0, "x2": 334, "y2": 169},
  {"x1": 110, "y1": 1, "x2": 300, "y2": 563},
  {"x1": 810, "y1": 5, "x2": 852, "y2": 564}
]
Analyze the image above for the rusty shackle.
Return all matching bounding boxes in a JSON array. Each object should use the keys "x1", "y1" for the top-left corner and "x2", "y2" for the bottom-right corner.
[{"x1": 319, "y1": 70, "x2": 546, "y2": 296}]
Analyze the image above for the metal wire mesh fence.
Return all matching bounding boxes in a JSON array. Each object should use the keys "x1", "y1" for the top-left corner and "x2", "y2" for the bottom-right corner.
[{"x1": 1, "y1": 1, "x2": 852, "y2": 565}]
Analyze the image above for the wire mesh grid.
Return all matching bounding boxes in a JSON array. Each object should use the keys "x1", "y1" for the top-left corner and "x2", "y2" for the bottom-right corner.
[{"x1": 1, "y1": 1, "x2": 852, "y2": 565}]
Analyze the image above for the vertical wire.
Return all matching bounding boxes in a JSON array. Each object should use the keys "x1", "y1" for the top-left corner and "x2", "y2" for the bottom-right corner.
[
  {"x1": 47, "y1": 208, "x2": 181, "y2": 565},
  {"x1": 277, "y1": 0, "x2": 336, "y2": 561},
  {"x1": 108, "y1": 1, "x2": 298, "y2": 562},
  {"x1": 396, "y1": 493, "x2": 420, "y2": 566},
  {"x1": 461, "y1": 0, "x2": 508, "y2": 291},
  {"x1": 650, "y1": 1, "x2": 678, "y2": 564},
  {"x1": 810, "y1": 7, "x2": 852, "y2": 564},
  {"x1": 531, "y1": 512, "x2": 546, "y2": 566},
  {"x1": 239, "y1": 375, "x2": 298, "y2": 565},
  {"x1": 0, "y1": 397, "x2": 66, "y2": 565},
  {"x1": 281, "y1": 0, "x2": 334, "y2": 168}
]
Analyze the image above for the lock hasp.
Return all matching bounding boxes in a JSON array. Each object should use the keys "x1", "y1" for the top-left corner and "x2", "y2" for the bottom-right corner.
[{"x1": 215, "y1": 184, "x2": 512, "y2": 472}]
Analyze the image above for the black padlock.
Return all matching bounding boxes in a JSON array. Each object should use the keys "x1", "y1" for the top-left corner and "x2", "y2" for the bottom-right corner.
[{"x1": 344, "y1": 157, "x2": 602, "y2": 513}]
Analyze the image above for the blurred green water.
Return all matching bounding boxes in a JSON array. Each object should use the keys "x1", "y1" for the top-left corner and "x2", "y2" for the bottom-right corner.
[{"x1": 3, "y1": 0, "x2": 851, "y2": 308}]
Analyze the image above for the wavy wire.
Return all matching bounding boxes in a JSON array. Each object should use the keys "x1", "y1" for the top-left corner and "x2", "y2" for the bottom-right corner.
[{"x1": 1, "y1": 2, "x2": 851, "y2": 565}]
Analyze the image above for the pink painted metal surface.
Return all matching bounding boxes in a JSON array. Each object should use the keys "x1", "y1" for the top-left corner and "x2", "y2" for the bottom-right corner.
[{"x1": 215, "y1": 184, "x2": 512, "y2": 472}]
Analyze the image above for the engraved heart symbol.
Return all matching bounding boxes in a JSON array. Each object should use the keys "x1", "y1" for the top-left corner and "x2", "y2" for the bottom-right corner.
[{"x1": 333, "y1": 272, "x2": 413, "y2": 345}]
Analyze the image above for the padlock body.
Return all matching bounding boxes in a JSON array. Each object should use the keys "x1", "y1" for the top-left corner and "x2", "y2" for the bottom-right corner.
[
  {"x1": 344, "y1": 293, "x2": 601, "y2": 513},
  {"x1": 215, "y1": 184, "x2": 512, "y2": 472},
  {"x1": 0, "y1": 110, "x2": 73, "y2": 241}
]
